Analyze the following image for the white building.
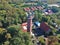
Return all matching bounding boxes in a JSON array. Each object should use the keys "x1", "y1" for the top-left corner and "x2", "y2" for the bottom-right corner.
[{"x1": 48, "y1": 4, "x2": 60, "y2": 7}]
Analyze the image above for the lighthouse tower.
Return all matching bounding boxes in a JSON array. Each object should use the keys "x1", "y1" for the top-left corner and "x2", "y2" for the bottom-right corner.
[{"x1": 27, "y1": 11, "x2": 34, "y2": 34}]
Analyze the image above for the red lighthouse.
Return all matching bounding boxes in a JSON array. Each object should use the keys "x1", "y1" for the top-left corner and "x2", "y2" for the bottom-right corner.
[
  {"x1": 27, "y1": 11, "x2": 34, "y2": 34},
  {"x1": 27, "y1": 16, "x2": 32, "y2": 33}
]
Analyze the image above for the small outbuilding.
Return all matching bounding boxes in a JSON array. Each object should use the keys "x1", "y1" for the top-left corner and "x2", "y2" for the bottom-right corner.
[
  {"x1": 21, "y1": 22, "x2": 27, "y2": 32},
  {"x1": 34, "y1": 21, "x2": 40, "y2": 27}
]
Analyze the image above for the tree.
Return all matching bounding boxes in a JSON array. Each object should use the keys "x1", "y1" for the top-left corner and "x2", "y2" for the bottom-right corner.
[
  {"x1": 34, "y1": 10, "x2": 42, "y2": 22},
  {"x1": 7, "y1": 27, "x2": 18, "y2": 37},
  {"x1": 3, "y1": 41, "x2": 10, "y2": 45},
  {"x1": 38, "y1": 36, "x2": 45, "y2": 45},
  {"x1": 10, "y1": 30, "x2": 33, "y2": 45},
  {"x1": 42, "y1": 16, "x2": 48, "y2": 22},
  {"x1": 5, "y1": 33, "x2": 11, "y2": 40},
  {"x1": 0, "y1": 28, "x2": 7, "y2": 43},
  {"x1": 37, "y1": 2, "x2": 43, "y2": 6},
  {"x1": 18, "y1": 8, "x2": 27, "y2": 23},
  {"x1": 48, "y1": 36, "x2": 59, "y2": 45}
]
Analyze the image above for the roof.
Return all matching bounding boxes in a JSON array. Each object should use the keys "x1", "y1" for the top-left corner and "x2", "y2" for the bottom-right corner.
[
  {"x1": 34, "y1": 28, "x2": 45, "y2": 36},
  {"x1": 34, "y1": 21, "x2": 40, "y2": 27},
  {"x1": 41, "y1": 0, "x2": 47, "y2": 2},
  {"x1": 40, "y1": 22, "x2": 50, "y2": 31},
  {"x1": 37, "y1": 6, "x2": 43, "y2": 10},
  {"x1": 31, "y1": 0, "x2": 38, "y2": 1},
  {"x1": 33, "y1": 7, "x2": 38, "y2": 10},
  {"x1": 24, "y1": 6, "x2": 43, "y2": 11},
  {"x1": 48, "y1": 4, "x2": 60, "y2": 7},
  {"x1": 24, "y1": 7, "x2": 30, "y2": 11},
  {"x1": 31, "y1": 7, "x2": 35, "y2": 11},
  {"x1": 22, "y1": 22, "x2": 27, "y2": 32}
]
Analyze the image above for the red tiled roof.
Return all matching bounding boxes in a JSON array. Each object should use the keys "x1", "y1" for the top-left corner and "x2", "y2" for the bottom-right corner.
[
  {"x1": 40, "y1": 22, "x2": 50, "y2": 31},
  {"x1": 37, "y1": 6, "x2": 43, "y2": 10},
  {"x1": 22, "y1": 22, "x2": 27, "y2": 32},
  {"x1": 22, "y1": 23, "x2": 27, "y2": 26},
  {"x1": 31, "y1": 7, "x2": 35, "y2": 11},
  {"x1": 33, "y1": 7, "x2": 38, "y2": 10},
  {"x1": 24, "y1": 7, "x2": 30, "y2": 11}
]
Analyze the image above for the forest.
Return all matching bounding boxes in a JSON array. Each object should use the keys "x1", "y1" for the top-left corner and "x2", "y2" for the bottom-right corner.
[{"x1": 0, "y1": 0, "x2": 60, "y2": 45}]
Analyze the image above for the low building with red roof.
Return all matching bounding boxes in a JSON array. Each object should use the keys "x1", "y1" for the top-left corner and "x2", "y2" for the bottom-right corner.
[
  {"x1": 31, "y1": 7, "x2": 35, "y2": 11},
  {"x1": 24, "y1": 7, "x2": 30, "y2": 11},
  {"x1": 37, "y1": 6, "x2": 43, "y2": 10},
  {"x1": 33, "y1": 7, "x2": 38, "y2": 10},
  {"x1": 21, "y1": 22, "x2": 27, "y2": 32},
  {"x1": 40, "y1": 22, "x2": 50, "y2": 32}
]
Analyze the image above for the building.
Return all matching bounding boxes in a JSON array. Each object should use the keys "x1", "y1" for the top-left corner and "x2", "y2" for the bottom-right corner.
[
  {"x1": 24, "y1": 0, "x2": 60, "y2": 3},
  {"x1": 27, "y1": 11, "x2": 34, "y2": 34},
  {"x1": 48, "y1": 4, "x2": 60, "y2": 7},
  {"x1": 34, "y1": 22, "x2": 51, "y2": 36},
  {"x1": 25, "y1": 0, "x2": 38, "y2": 2},
  {"x1": 39, "y1": 0, "x2": 60, "y2": 4},
  {"x1": 34, "y1": 21, "x2": 40, "y2": 27},
  {"x1": 34, "y1": 28, "x2": 45, "y2": 36},
  {"x1": 30, "y1": 0, "x2": 38, "y2": 2},
  {"x1": 22, "y1": 22, "x2": 27, "y2": 32},
  {"x1": 27, "y1": 16, "x2": 32, "y2": 32},
  {"x1": 40, "y1": 0, "x2": 47, "y2": 3},
  {"x1": 40, "y1": 22, "x2": 50, "y2": 32}
]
